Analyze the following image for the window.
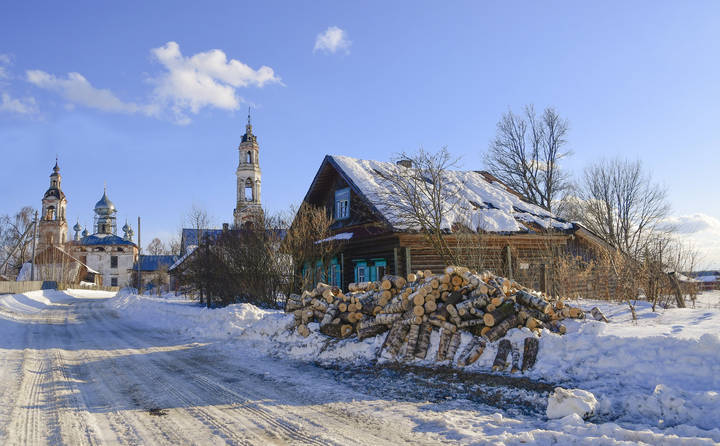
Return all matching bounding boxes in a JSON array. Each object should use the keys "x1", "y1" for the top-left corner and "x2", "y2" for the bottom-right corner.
[
  {"x1": 335, "y1": 188, "x2": 350, "y2": 220},
  {"x1": 330, "y1": 259, "x2": 341, "y2": 287},
  {"x1": 354, "y1": 261, "x2": 367, "y2": 283},
  {"x1": 110, "y1": 277, "x2": 118, "y2": 287},
  {"x1": 372, "y1": 259, "x2": 387, "y2": 282},
  {"x1": 110, "y1": 256, "x2": 118, "y2": 268},
  {"x1": 246, "y1": 151, "x2": 252, "y2": 163},
  {"x1": 245, "y1": 178, "x2": 253, "y2": 201}
]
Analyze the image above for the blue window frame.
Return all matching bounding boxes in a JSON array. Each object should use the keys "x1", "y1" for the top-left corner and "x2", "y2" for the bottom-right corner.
[
  {"x1": 335, "y1": 188, "x2": 350, "y2": 220},
  {"x1": 330, "y1": 258, "x2": 341, "y2": 287},
  {"x1": 354, "y1": 261, "x2": 368, "y2": 283}
]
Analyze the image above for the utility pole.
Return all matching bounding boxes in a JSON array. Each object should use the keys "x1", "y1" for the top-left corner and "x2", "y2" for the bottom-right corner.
[
  {"x1": 30, "y1": 211, "x2": 38, "y2": 281},
  {"x1": 137, "y1": 216, "x2": 142, "y2": 295}
]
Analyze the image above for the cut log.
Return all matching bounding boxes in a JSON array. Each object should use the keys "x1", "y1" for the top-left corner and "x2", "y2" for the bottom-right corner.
[
  {"x1": 521, "y1": 337, "x2": 539, "y2": 371},
  {"x1": 297, "y1": 324, "x2": 310, "y2": 338},
  {"x1": 483, "y1": 301, "x2": 515, "y2": 327},
  {"x1": 414, "y1": 322, "x2": 433, "y2": 359},
  {"x1": 375, "y1": 313, "x2": 403, "y2": 325},
  {"x1": 510, "y1": 342, "x2": 520, "y2": 373},
  {"x1": 435, "y1": 327, "x2": 453, "y2": 361},
  {"x1": 445, "y1": 331, "x2": 462, "y2": 362},
  {"x1": 407, "y1": 273, "x2": 417, "y2": 283},
  {"x1": 357, "y1": 318, "x2": 389, "y2": 340},
  {"x1": 484, "y1": 314, "x2": 519, "y2": 342},
  {"x1": 458, "y1": 318, "x2": 484, "y2": 329},
  {"x1": 424, "y1": 300, "x2": 437, "y2": 313},
  {"x1": 413, "y1": 305, "x2": 425, "y2": 317},
  {"x1": 382, "y1": 321, "x2": 410, "y2": 357},
  {"x1": 320, "y1": 322, "x2": 347, "y2": 338},
  {"x1": 320, "y1": 304, "x2": 339, "y2": 328},
  {"x1": 492, "y1": 339, "x2": 512, "y2": 371},
  {"x1": 457, "y1": 337, "x2": 486, "y2": 366},
  {"x1": 515, "y1": 290, "x2": 552, "y2": 314},
  {"x1": 590, "y1": 307, "x2": 609, "y2": 323},
  {"x1": 568, "y1": 307, "x2": 585, "y2": 319},
  {"x1": 446, "y1": 304, "x2": 462, "y2": 325},
  {"x1": 403, "y1": 324, "x2": 421, "y2": 360}
]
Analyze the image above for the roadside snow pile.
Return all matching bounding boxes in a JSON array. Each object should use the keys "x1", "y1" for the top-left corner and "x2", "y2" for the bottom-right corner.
[{"x1": 547, "y1": 387, "x2": 598, "y2": 420}]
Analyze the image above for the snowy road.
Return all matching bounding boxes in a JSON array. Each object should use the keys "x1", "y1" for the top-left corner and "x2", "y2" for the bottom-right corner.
[
  {"x1": 2, "y1": 290, "x2": 719, "y2": 445},
  {"x1": 0, "y1": 291, "x2": 470, "y2": 445}
]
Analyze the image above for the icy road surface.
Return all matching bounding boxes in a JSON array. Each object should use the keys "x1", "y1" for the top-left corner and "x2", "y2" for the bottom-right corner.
[{"x1": 0, "y1": 289, "x2": 472, "y2": 445}]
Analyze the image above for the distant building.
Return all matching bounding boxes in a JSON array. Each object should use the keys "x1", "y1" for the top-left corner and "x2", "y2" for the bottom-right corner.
[
  {"x1": 29, "y1": 160, "x2": 138, "y2": 288},
  {"x1": 68, "y1": 188, "x2": 138, "y2": 287},
  {"x1": 233, "y1": 111, "x2": 263, "y2": 228}
]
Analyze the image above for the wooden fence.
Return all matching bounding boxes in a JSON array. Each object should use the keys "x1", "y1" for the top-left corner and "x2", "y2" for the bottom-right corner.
[{"x1": 0, "y1": 281, "x2": 119, "y2": 295}]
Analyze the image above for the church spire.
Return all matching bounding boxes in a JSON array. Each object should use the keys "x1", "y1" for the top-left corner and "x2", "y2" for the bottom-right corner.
[{"x1": 243, "y1": 107, "x2": 255, "y2": 143}]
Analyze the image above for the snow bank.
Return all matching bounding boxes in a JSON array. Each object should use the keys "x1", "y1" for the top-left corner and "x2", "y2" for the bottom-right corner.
[{"x1": 547, "y1": 388, "x2": 598, "y2": 419}]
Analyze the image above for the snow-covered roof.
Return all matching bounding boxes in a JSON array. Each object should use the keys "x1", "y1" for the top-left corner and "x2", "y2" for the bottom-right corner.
[
  {"x1": 315, "y1": 232, "x2": 354, "y2": 244},
  {"x1": 328, "y1": 155, "x2": 573, "y2": 234},
  {"x1": 79, "y1": 233, "x2": 135, "y2": 246},
  {"x1": 168, "y1": 246, "x2": 197, "y2": 272}
]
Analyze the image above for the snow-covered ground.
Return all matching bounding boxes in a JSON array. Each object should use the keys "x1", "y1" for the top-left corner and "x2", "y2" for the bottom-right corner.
[{"x1": 1, "y1": 288, "x2": 718, "y2": 444}]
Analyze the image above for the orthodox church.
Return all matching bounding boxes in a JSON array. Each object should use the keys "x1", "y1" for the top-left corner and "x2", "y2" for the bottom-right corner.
[
  {"x1": 233, "y1": 112, "x2": 263, "y2": 228},
  {"x1": 34, "y1": 160, "x2": 138, "y2": 287}
]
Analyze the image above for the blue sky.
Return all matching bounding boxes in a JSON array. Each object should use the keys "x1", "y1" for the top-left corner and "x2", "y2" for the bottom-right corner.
[{"x1": 1, "y1": 1, "x2": 719, "y2": 268}]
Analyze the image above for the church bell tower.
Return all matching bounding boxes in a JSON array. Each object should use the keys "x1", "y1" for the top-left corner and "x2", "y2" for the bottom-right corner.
[
  {"x1": 233, "y1": 110, "x2": 262, "y2": 228},
  {"x1": 38, "y1": 159, "x2": 68, "y2": 252}
]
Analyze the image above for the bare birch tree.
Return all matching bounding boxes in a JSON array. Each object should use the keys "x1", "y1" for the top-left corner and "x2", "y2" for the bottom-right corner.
[
  {"x1": 374, "y1": 147, "x2": 463, "y2": 266},
  {"x1": 485, "y1": 105, "x2": 571, "y2": 212},
  {"x1": 577, "y1": 159, "x2": 670, "y2": 258}
]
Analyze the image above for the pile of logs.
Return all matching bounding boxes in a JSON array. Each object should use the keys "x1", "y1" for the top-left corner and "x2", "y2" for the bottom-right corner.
[{"x1": 286, "y1": 266, "x2": 608, "y2": 371}]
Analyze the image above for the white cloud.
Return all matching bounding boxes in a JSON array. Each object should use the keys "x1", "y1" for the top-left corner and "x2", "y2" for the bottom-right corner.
[
  {"x1": 26, "y1": 70, "x2": 150, "y2": 114},
  {"x1": 0, "y1": 54, "x2": 13, "y2": 80},
  {"x1": 0, "y1": 92, "x2": 38, "y2": 115},
  {"x1": 22, "y1": 42, "x2": 280, "y2": 124},
  {"x1": 665, "y1": 213, "x2": 720, "y2": 269},
  {"x1": 150, "y1": 41, "x2": 281, "y2": 123},
  {"x1": 314, "y1": 26, "x2": 351, "y2": 54}
]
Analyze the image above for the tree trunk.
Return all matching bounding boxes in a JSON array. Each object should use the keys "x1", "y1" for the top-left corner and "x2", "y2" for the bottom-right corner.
[
  {"x1": 667, "y1": 272, "x2": 686, "y2": 308},
  {"x1": 483, "y1": 301, "x2": 515, "y2": 327},
  {"x1": 510, "y1": 342, "x2": 520, "y2": 373},
  {"x1": 403, "y1": 324, "x2": 421, "y2": 360},
  {"x1": 445, "y1": 331, "x2": 462, "y2": 362},
  {"x1": 383, "y1": 321, "x2": 410, "y2": 358}
]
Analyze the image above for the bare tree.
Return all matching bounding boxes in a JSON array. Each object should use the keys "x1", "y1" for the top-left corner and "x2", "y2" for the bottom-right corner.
[
  {"x1": 485, "y1": 105, "x2": 571, "y2": 212},
  {"x1": 0, "y1": 206, "x2": 36, "y2": 278},
  {"x1": 577, "y1": 158, "x2": 670, "y2": 258},
  {"x1": 374, "y1": 147, "x2": 463, "y2": 266},
  {"x1": 283, "y1": 204, "x2": 344, "y2": 292},
  {"x1": 147, "y1": 238, "x2": 166, "y2": 256}
]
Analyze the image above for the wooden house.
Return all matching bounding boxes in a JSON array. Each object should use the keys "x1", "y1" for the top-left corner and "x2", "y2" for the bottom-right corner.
[{"x1": 297, "y1": 155, "x2": 606, "y2": 293}]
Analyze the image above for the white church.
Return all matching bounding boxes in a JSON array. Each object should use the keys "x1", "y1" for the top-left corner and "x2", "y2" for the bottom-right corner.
[{"x1": 33, "y1": 160, "x2": 138, "y2": 287}]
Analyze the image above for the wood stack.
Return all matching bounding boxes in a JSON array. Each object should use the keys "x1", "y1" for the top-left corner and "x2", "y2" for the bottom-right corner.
[{"x1": 286, "y1": 265, "x2": 597, "y2": 372}]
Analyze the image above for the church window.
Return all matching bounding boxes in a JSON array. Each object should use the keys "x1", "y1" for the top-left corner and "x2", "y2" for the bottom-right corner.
[
  {"x1": 111, "y1": 277, "x2": 118, "y2": 287},
  {"x1": 246, "y1": 151, "x2": 252, "y2": 163},
  {"x1": 46, "y1": 206, "x2": 55, "y2": 220},
  {"x1": 335, "y1": 188, "x2": 350, "y2": 220},
  {"x1": 110, "y1": 256, "x2": 118, "y2": 268},
  {"x1": 245, "y1": 178, "x2": 253, "y2": 201}
]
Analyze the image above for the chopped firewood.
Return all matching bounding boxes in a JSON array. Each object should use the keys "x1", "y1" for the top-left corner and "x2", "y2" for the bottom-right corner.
[
  {"x1": 492, "y1": 339, "x2": 512, "y2": 371},
  {"x1": 404, "y1": 324, "x2": 421, "y2": 360},
  {"x1": 297, "y1": 324, "x2": 310, "y2": 338},
  {"x1": 414, "y1": 322, "x2": 433, "y2": 359},
  {"x1": 510, "y1": 342, "x2": 520, "y2": 373},
  {"x1": 436, "y1": 327, "x2": 453, "y2": 361},
  {"x1": 568, "y1": 307, "x2": 585, "y2": 319},
  {"x1": 383, "y1": 320, "x2": 410, "y2": 357},
  {"x1": 445, "y1": 331, "x2": 462, "y2": 362},
  {"x1": 485, "y1": 314, "x2": 519, "y2": 342},
  {"x1": 357, "y1": 318, "x2": 389, "y2": 340},
  {"x1": 590, "y1": 307, "x2": 609, "y2": 323},
  {"x1": 521, "y1": 337, "x2": 539, "y2": 371},
  {"x1": 424, "y1": 300, "x2": 437, "y2": 313},
  {"x1": 407, "y1": 273, "x2": 417, "y2": 283},
  {"x1": 515, "y1": 290, "x2": 552, "y2": 314},
  {"x1": 457, "y1": 337, "x2": 486, "y2": 366},
  {"x1": 375, "y1": 313, "x2": 403, "y2": 325},
  {"x1": 413, "y1": 305, "x2": 425, "y2": 317},
  {"x1": 483, "y1": 301, "x2": 515, "y2": 327}
]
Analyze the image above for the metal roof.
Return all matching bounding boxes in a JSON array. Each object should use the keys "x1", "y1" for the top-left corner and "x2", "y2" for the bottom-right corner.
[
  {"x1": 134, "y1": 255, "x2": 179, "y2": 272},
  {"x1": 79, "y1": 234, "x2": 135, "y2": 246}
]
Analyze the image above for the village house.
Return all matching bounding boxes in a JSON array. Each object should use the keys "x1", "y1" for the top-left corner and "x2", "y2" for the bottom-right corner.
[{"x1": 296, "y1": 155, "x2": 608, "y2": 295}]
